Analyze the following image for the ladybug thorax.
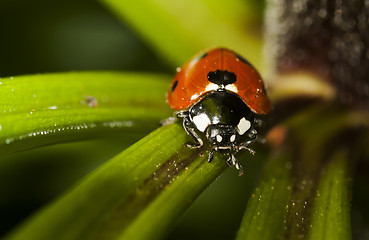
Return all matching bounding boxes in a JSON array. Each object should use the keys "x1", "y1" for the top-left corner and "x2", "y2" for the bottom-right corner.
[{"x1": 188, "y1": 90, "x2": 254, "y2": 148}]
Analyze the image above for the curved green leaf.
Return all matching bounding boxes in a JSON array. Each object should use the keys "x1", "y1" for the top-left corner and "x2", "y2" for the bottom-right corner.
[
  {"x1": 0, "y1": 72, "x2": 171, "y2": 153},
  {"x1": 307, "y1": 150, "x2": 352, "y2": 240},
  {"x1": 236, "y1": 151, "x2": 292, "y2": 240},
  {"x1": 235, "y1": 106, "x2": 367, "y2": 240},
  {"x1": 5, "y1": 123, "x2": 228, "y2": 240}
]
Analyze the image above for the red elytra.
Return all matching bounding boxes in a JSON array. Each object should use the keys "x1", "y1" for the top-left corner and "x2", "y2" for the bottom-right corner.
[{"x1": 166, "y1": 48, "x2": 271, "y2": 115}]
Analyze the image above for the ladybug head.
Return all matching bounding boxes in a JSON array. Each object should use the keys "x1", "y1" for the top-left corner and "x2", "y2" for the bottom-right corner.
[{"x1": 205, "y1": 124, "x2": 238, "y2": 149}]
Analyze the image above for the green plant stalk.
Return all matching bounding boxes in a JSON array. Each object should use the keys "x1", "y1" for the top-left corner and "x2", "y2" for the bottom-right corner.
[
  {"x1": 0, "y1": 72, "x2": 171, "y2": 153},
  {"x1": 236, "y1": 151, "x2": 292, "y2": 240},
  {"x1": 307, "y1": 150, "x2": 352, "y2": 240},
  {"x1": 284, "y1": 108, "x2": 362, "y2": 239},
  {"x1": 235, "y1": 105, "x2": 366, "y2": 240},
  {"x1": 5, "y1": 123, "x2": 228, "y2": 240},
  {"x1": 118, "y1": 142, "x2": 227, "y2": 240}
]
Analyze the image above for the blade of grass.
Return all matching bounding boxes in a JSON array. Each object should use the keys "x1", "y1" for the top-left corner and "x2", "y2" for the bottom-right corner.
[
  {"x1": 307, "y1": 150, "x2": 352, "y2": 240},
  {"x1": 0, "y1": 72, "x2": 171, "y2": 154},
  {"x1": 101, "y1": 0, "x2": 263, "y2": 69},
  {"x1": 4, "y1": 123, "x2": 228, "y2": 240},
  {"x1": 235, "y1": 106, "x2": 367, "y2": 240},
  {"x1": 236, "y1": 150, "x2": 292, "y2": 240}
]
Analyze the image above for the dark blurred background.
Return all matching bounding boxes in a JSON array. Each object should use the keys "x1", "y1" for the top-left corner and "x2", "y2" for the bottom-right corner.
[{"x1": 0, "y1": 0, "x2": 172, "y2": 77}]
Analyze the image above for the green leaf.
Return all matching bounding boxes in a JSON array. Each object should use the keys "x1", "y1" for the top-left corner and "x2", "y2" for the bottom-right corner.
[
  {"x1": 236, "y1": 151, "x2": 292, "y2": 240},
  {"x1": 4, "y1": 123, "x2": 228, "y2": 240},
  {"x1": 235, "y1": 106, "x2": 364, "y2": 240},
  {"x1": 307, "y1": 150, "x2": 352, "y2": 240},
  {"x1": 0, "y1": 72, "x2": 171, "y2": 153},
  {"x1": 101, "y1": 0, "x2": 263, "y2": 69}
]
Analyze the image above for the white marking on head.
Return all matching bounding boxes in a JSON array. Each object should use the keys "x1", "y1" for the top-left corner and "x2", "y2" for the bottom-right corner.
[
  {"x1": 192, "y1": 113, "x2": 211, "y2": 132},
  {"x1": 225, "y1": 84, "x2": 238, "y2": 93},
  {"x1": 230, "y1": 134, "x2": 236, "y2": 142},
  {"x1": 237, "y1": 117, "x2": 251, "y2": 135},
  {"x1": 205, "y1": 83, "x2": 219, "y2": 92},
  {"x1": 216, "y1": 135, "x2": 223, "y2": 143}
]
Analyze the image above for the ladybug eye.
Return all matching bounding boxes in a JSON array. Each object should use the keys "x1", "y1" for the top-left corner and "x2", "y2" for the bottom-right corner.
[{"x1": 171, "y1": 80, "x2": 179, "y2": 92}]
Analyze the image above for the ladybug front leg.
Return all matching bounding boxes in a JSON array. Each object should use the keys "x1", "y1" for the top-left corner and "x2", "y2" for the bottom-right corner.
[
  {"x1": 228, "y1": 152, "x2": 244, "y2": 176},
  {"x1": 237, "y1": 128, "x2": 257, "y2": 155},
  {"x1": 208, "y1": 148, "x2": 215, "y2": 162},
  {"x1": 183, "y1": 116, "x2": 204, "y2": 149},
  {"x1": 161, "y1": 110, "x2": 188, "y2": 125}
]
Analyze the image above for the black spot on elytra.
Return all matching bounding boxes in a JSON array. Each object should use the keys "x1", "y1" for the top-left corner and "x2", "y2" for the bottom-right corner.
[
  {"x1": 171, "y1": 80, "x2": 178, "y2": 92},
  {"x1": 235, "y1": 53, "x2": 253, "y2": 67},
  {"x1": 207, "y1": 70, "x2": 236, "y2": 86}
]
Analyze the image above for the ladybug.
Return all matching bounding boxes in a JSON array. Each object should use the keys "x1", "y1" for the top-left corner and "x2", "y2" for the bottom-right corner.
[{"x1": 166, "y1": 48, "x2": 271, "y2": 175}]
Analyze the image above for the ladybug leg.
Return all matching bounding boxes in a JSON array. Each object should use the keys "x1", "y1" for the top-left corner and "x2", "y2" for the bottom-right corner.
[
  {"x1": 160, "y1": 110, "x2": 188, "y2": 126},
  {"x1": 238, "y1": 144, "x2": 256, "y2": 155},
  {"x1": 228, "y1": 152, "x2": 244, "y2": 176},
  {"x1": 247, "y1": 128, "x2": 257, "y2": 139},
  {"x1": 183, "y1": 117, "x2": 204, "y2": 149},
  {"x1": 208, "y1": 148, "x2": 215, "y2": 163},
  {"x1": 237, "y1": 129, "x2": 257, "y2": 155},
  {"x1": 226, "y1": 156, "x2": 234, "y2": 167},
  {"x1": 176, "y1": 110, "x2": 189, "y2": 118}
]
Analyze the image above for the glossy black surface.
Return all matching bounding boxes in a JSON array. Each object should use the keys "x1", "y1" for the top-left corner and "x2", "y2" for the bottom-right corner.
[
  {"x1": 188, "y1": 90, "x2": 255, "y2": 148},
  {"x1": 189, "y1": 90, "x2": 254, "y2": 126}
]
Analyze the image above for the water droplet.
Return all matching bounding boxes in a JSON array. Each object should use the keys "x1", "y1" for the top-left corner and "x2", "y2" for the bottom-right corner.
[{"x1": 83, "y1": 96, "x2": 98, "y2": 108}]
